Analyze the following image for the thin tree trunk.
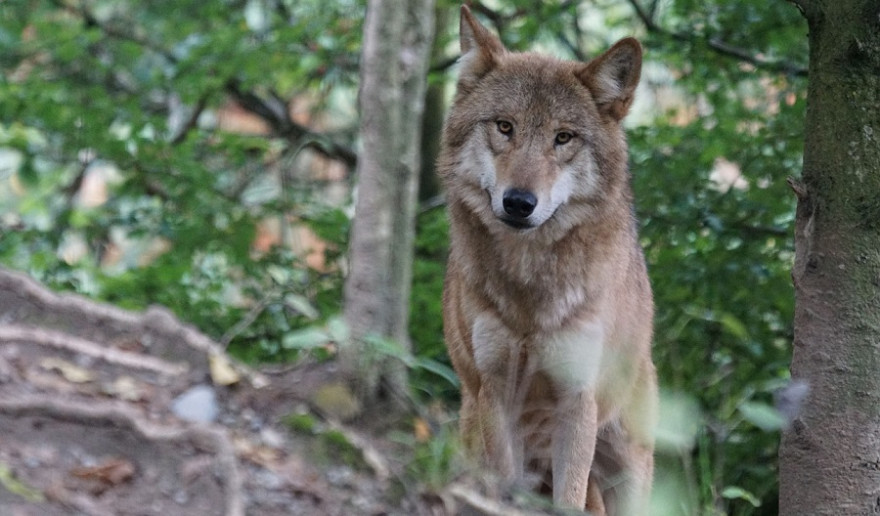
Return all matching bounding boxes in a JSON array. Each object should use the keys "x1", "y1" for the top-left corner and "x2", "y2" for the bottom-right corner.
[
  {"x1": 341, "y1": 0, "x2": 435, "y2": 404},
  {"x1": 418, "y1": 6, "x2": 449, "y2": 202},
  {"x1": 779, "y1": 0, "x2": 880, "y2": 513}
]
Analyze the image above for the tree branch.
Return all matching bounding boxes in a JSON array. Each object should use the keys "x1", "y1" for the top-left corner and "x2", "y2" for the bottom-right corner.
[
  {"x1": 62, "y1": 1, "x2": 358, "y2": 169},
  {"x1": 557, "y1": 1, "x2": 586, "y2": 62},
  {"x1": 785, "y1": 0, "x2": 809, "y2": 17},
  {"x1": 627, "y1": 0, "x2": 807, "y2": 77},
  {"x1": 224, "y1": 80, "x2": 358, "y2": 169},
  {"x1": 170, "y1": 93, "x2": 209, "y2": 145}
]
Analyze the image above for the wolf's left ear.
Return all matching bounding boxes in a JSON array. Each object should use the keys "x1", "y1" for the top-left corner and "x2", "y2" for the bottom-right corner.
[
  {"x1": 458, "y1": 5, "x2": 506, "y2": 90},
  {"x1": 577, "y1": 38, "x2": 642, "y2": 121}
]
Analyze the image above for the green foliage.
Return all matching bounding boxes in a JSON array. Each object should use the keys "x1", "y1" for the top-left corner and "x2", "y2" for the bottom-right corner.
[
  {"x1": 319, "y1": 428, "x2": 365, "y2": 468},
  {"x1": 281, "y1": 316, "x2": 460, "y2": 394},
  {"x1": 283, "y1": 411, "x2": 319, "y2": 434},
  {"x1": 0, "y1": 0, "x2": 358, "y2": 363},
  {"x1": 410, "y1": 207, "x2": 454, "y2": 397},
  {"x1": 630, "y1": 56, "x2": 803, "y2": 514},
  {"x1": 357, "y1": 332, "x2": 460, "y2": 394},
  {"x1": 1, "y1": 1, "x2": 808, "y2": 514},
  {"x1": 283, "y1": 408, "x2": 369, "y2": 470},
  {"x1": 389, "y1": 423, "x2": 465, "y2": 492}
]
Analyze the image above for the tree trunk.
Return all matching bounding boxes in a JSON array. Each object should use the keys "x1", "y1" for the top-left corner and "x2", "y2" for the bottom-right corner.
[
  {"x1": 779, "y1": 1, "x2": 880, "y2": 514},
  {"x1": 341, "y1": 0, "x2": 435, "y2": 404},
  {"x1": 418, "y1": 6, "x2": 449, "y2": 202}
]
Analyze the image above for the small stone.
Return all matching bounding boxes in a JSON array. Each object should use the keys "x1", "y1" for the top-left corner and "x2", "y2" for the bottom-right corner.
[
  {"x1": 260, "y1": 427, "x2": 285, "y2": 448},
  {"x1": 173, "y1": 489, "x2": 189, "y2": 505},
  {"x1": 326, "y1": 465, "x2": 353, "y2": 487},
  {"x1": 171, "y1": 385, "x2": 218, "y2": 423}
]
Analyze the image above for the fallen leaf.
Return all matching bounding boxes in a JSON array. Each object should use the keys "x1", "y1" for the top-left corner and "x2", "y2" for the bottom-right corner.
[
  {"x1": 39, "y1": 357, "x2": 93, "y2": 383},
  {"x1": 102, "y1": 375, "x2": 146, "y2": 401},
  {"x1": 0, "y1": 463, "x2": 44, "y2": 502},
  {"x1": 209, "y1": 352, "x2": 241, "y2": 386},
  {"x1": 414, "y1": 417, "x2": 432, "y2": 443},
  {"x1": 233, "y1": 436, "x2": 281, "y2": 467},
  {"x1": 70, "y1": 458, "x2": 135, "y2": 487}
]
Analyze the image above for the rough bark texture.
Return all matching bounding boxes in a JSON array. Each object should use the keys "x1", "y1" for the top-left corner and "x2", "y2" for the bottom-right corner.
[
  {"x1": 779, "y1": 1, "x2": 880, "y2": 514},
  {"x1": 418, "y1": 6, "x2": 450, "y2": 202},
  {"x1": 342, "y1": 0, "x2": 436, "y2": 402}
]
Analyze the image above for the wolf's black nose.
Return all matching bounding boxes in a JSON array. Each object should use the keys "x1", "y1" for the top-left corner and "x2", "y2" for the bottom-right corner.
[{"x1": 502, "y1": 189, "x2": 537, "y2": 218}]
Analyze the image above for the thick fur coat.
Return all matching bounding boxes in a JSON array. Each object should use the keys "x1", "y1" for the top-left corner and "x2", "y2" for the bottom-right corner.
[{"x1": 439, "y1": 7, "x2": 658, "y2": 514}]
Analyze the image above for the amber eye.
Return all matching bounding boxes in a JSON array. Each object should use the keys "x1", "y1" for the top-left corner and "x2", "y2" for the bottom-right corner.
[
  {"x1": 555, "y1": 131, "x2": 574, "y2": 145},
  {"x1": 496, "y1": 120, "x2": 513, "y2": 136}
]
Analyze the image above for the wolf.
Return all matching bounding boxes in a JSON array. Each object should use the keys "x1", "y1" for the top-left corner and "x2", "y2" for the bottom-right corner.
[{"x1": 438, "y1": 6, "x2": 657, "y2": 514}]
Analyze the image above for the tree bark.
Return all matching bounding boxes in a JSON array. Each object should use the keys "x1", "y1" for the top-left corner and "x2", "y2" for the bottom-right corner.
[
  {"x1": 779, "y1": 1, "x2": 880, "y2": 514},
  {"x1": 341, "y1": 0, "x2": 436, "y2": 404},
  {"x1": 418, "y1": 6, "x2": 450, "y2": 202}
]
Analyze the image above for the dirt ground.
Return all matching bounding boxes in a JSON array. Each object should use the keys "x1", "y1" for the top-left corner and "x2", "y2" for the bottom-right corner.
[{"x1": 0, "y1": 268, "x2": 549, "y2": 516}]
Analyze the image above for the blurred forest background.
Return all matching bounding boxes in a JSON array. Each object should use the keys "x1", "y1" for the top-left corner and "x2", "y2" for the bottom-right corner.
[{"x1": 0, "y1": 0, "x2": 807, "y2": 514}]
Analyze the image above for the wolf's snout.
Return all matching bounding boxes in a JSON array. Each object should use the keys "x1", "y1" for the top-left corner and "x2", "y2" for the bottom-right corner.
[{"x1": 502, "y1": 189, "x2": 537, "y2": 219}]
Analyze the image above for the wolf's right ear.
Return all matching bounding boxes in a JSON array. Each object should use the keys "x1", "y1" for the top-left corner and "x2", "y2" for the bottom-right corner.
[{"x1": 458, "y1": 5, "x2": 505, "y2": 89}]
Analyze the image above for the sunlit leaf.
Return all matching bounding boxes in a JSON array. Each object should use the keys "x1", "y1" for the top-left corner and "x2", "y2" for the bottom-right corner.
[
  {"x1": 738, "y1": 401, "x2": 786, "y2": 431},
  {"x1": 284, "y1": 293, "x2": 320, "y2": 320},
  {"x1": 722, "y1": 486, "x2": 762, "y2": 507},
  {"x1": 282, "y1": 327, "x2": 331, "y2": 350}
]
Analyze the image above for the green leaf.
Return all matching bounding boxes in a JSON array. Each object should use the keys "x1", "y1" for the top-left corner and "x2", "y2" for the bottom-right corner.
[
  {"x1": 653, "y1": 391, "x2": 702, "y2": 453},
  {"x1": 719, "y1": 312, "x2": 749, "y2": 340},
  {"x1": 282, "y1": 327, "x2": 330, "y2": 350},
  {"x1": 413, "y1": 357, "x2": 459, "y2": 388},
  {"x1": 326, "y1": 316, "x2": 349, "y2": 343},
  {"x1": 721, "y1": 485, "x2": 762, "y2": 507},
  {"x1": 738, "y1": 401, "x2": 785, "y2": 431},
  {"x1": 0, "y1": 464, "x2": 44, "y2": 502},
  {"x1": 284, "y1": 293, "x2": 319, "y2": 320},
  {"x1": 364, "y1": 334, "x2": 413, "y2": 365}
]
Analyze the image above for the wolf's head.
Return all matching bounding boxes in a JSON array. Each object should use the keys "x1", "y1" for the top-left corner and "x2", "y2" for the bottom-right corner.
[{"x1": 439, "y1": 6, "x2": 641, "y2": 235}]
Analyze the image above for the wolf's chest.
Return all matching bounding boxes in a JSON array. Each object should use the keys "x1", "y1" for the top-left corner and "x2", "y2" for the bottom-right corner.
[
  {"x1": 484, "y1": 261, "x2": 593, "y2": 332},
  {"x1": 472, "y1": 314, "x2": 605, "y2": 391}
]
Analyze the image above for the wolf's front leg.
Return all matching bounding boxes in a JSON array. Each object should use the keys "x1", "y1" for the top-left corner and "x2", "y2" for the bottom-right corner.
[
  {"x1": 543, "y1": 320, "x2": 605, "y2": 510},
  {"x1": 471, "y1": 314, "x2": 524, "y2": 482},
  {"x1": 552, "y1": 390, "x2": 600, "y2": 511},
  {"x1": 612, "y1": 363, "x2": 657, "y2": 515},
  {"x1": 476, "y1": 380, "x2": 522, "y2": 480}
]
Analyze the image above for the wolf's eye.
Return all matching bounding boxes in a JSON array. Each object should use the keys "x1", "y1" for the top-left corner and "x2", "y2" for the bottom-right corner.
[
  {"x1": 555, "y1": 131, "x2": 574, "y2": 145},
  {"x1": 496, "y1": 120, "x2": 513, "y2": 136}
]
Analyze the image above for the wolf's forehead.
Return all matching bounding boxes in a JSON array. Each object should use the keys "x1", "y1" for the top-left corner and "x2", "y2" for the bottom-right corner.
[{"x1": 489, "y1": 58, "x2": 592, "y2": 119}]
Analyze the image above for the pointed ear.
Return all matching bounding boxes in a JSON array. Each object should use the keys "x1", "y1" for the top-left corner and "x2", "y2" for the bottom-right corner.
[
  {"x1": 577, "y1": 38, "x2": 643, "y2": 120},
  {"x1": 458, "y1": 5, "x2": 506, "y2": 88}
]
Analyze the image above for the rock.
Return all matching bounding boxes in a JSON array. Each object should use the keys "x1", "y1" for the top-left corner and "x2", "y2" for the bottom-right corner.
[{"x1": 171, "y1": 385, "x2": 218, "y2": 423}]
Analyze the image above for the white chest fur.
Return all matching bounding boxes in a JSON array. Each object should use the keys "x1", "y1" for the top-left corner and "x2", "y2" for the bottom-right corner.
[{"x1": 472, "y1": 312, "x2": 605, "y2": 393}]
